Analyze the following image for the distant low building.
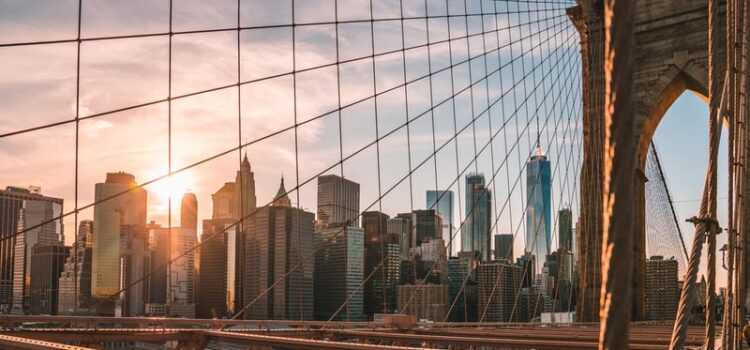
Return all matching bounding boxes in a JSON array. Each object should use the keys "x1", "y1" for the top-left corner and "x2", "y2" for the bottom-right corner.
[
  {"x1": 396, "y1": 284, "x2": 448, "y2": 322},
  {"x1": 477, "y1": 259, "x2": 522, "y2": 322},
  {"x1": 58, "y1": 220, "x2": 94, "y2": 315},
  {"x1": 645, "y1": 255, "x2": 678, "y2": 321}
]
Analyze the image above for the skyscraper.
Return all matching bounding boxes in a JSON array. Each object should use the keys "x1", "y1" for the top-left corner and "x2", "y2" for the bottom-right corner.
[
  {"x1": 447, "y1": 252, "x2": 478, "y2": 322},
  {"x1": 361, "y1": 211, "x2": 400, "y2": 316},
  {"x1": 525, "y1": 146, "x2": 551, "y2": 275},
  {"x1": 180, "y1": 192, "x2": 198, "y2": 231},
  {"x1": 196, "y1": 218, "x2": 235, "y2": 319},
  {"x1": 426, "y1": 190, "x2": 455, "y2": 256},
  {"x1": 3, "y1": 186, "x2": 64, "y2": 314},
  {"x1": 91, "y1": 172, "x2": 148, "y2": 316},
  {"x1": 413, "y1": 209, "x2": 443, "y2": 247},
  {"x1": 558, "y1": 208, "x2": 573, "y2": 253},
  {"x1": 463, "y1": 174, "x2": 492, "y2": 261},
  {"x1": 392, "y1": 213, "x2": 415, "y2": 259},
  {"x1": 316, "y1": 175, "x2": 360, "y2": 228},
  {"x1": 28, "y1": 244, "x2": 67, "y2": 315},
  {"x1": 314, "y1": 225, "x2": 365, "y2": 321},
  {"x1": 477, "y1": 259, "x2": 522, "y2": 322},
  {"x1": 494, "y1": 233, "x2": 514, "y2": 260},
  {"x1": 58, "y1": 220, "x2": 94, "y2": 315},
  {"x1": 243, "y1": 178, "x2": 314, "y2": 320},
  {"x1": 234, "y1": 154, "x2": 257, "y2": 313},
  {"x1": 146, "y1": 226, "x2": 197, "y2": 318},
  {"x1": 196, "y1": 158, "x2": 256, "y2": 319}
]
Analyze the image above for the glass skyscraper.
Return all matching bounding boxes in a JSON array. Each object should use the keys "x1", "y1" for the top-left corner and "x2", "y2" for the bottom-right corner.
[
  {"x1": 314, "y1": 225, "x2": 365, "y2": 321},
  {"x1": 91, "y1": 172, "x2": 147, "y2": 316},
  {"x1": 463, "y1": 174, "x2": 492, "y2": 261},
  {"x1": 0, "y1": 186, "x2": 64, "y2": 315},
  {"x1": 316, "y1": 175, "x2": 360, "y2": 228},
  {"x1": 426, "y1": 190, "x2": 454, "y2": 256},
  {"x1": 525, "y1": 146, "x2": 552, "y2": 275}
]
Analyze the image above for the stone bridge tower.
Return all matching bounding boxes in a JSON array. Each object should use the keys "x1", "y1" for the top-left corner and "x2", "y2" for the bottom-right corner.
[{"x1": 568, "y1": 0, "x2": 727, "y2": 321}]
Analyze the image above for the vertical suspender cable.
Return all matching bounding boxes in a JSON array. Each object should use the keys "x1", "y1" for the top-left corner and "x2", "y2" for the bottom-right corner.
[{"x1": 598, "y1": 0, "x2": 636, "y2": 348}]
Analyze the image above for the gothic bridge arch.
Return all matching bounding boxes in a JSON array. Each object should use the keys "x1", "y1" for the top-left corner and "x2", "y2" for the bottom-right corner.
[{"x1": 569, "y1": 0, "x2": 723, "y2": 322}]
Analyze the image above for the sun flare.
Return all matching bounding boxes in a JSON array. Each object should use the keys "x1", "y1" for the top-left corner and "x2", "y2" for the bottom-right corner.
[{"x1": 149, "y1": 171, "x2": 194, "y2": 201}]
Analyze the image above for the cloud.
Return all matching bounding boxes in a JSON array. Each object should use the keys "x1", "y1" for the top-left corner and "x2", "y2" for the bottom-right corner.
[{"x1": 0, "y1": 0, "x2": 583, "y2": 250}]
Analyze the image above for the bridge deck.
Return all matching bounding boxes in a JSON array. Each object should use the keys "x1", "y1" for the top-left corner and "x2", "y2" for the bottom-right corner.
[{"x1": 0, "y1": 317, "x2": 708, "y2": 350}]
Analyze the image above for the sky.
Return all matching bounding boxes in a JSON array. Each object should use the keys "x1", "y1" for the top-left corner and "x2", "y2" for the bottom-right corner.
[
  {"x1": 653, "y1": 91, "x2": 729, "y2": 288},
  {"x1": 0, "y1": 0, "x2": 583, "y2": 263},
  {"x1": 1, "y1": 0, "x2": 727, "y2": 290}
]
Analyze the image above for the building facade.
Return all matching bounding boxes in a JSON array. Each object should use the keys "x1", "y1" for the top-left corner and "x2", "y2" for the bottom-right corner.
[
  {"x1": 494, "y1": 233, "x2": 514, "y2": 260},
  {"x1": 396, "y1": 284, "x2": 448, "y2": 321},
  {"x1": 58, "y1": 220, "x2": 94, "y2": 315},
  {"x1": 645, "y1": 256, "x2": 678, "y2": 320},
  {"x1": 426, "y1": 190, "x2": 454, "y2": 256},
  {"x1": 477, "y1": 259, "x2": 522, "y2": 322},
  {"x1": 314, "y1": 225, "x2": 365, "y2": 321},
  {"x1": 447, "y1": 252, "x2": 478, "y2": 322},
  {"x1": 91, "y1": 172, "x2": 148, "y2": 316},
  {"x1": 0, "y1": 186, "x2": 64, "y2": 314},
  {"x1": 29, "y1": 244, "x2": 68, "y2": 315},
  {"x1": 244, "y1": 180, "x2": 314, "y2": 320},
  {"x1": 147, "y1": 226, "x2": 197, "y2": 318},
  {"x1": 413, "y1": 209, "x2": 442, "y2": 247},
  {"x1": 463, "y1": 174, "x2": 492, "y2": 261},
  {"x1": 392, "y1": 213, "x2": 415, "y2": 260},
  {"x1": 558, "y1": 208, "x2": 573, "y2": 252},
  {"x1": 362, "y1": 211, "x2": 400, "y2": 316},
  {"x1": 180, "y1": 192, "x2": 198, "y2": 231},
  {"x1": 316, "y1": 175, "x2": 360, "y2": 228},
  {"x1": 196, "y1": 218, "x2": 236, "y2": 318},
  {"x1": 525, "y1": 147, "x2": 551, "y2": 275}
]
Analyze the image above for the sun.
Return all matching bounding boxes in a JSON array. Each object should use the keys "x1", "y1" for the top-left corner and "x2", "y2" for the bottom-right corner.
[{"x1": 149, "y1": 171, "x2": 194, "y2": 201}]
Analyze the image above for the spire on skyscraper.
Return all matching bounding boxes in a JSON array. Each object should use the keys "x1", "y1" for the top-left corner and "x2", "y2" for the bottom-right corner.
[
  {"x1": 535, "y1": 142, "x2": 546, "y2": 158},
  {"x1": 241, "y1": 152, "x2": 251, "y2": 170},
  {"x1": 273, "y1": 176, "x2": 291, "y2": 207}
]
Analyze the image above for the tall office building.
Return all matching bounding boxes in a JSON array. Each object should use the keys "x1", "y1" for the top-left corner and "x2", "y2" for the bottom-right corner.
[
  {"x1": 3, "y1": 186, "x2": 64, "y2": 315},
  {"x1": 58, "y1": 220, "x2": 94, "y2": 315},
  {"x1": 196, "y1": 218, "x2": 236, "y2": 318},
  {"x1": 234, "y1": 155, "x2": 257, "y2": 313},
  {"x1": 91, "y1": 172, "x2": 148, "y2": 316},
  {"x1": 317, "y1": 175, "x2": 360, "y2": 228},
  {"x1": 645, "y1": 256, "x2": 679, "y2": 320},
  {"x1": 314, "y1": 225, "x2": 365, "y2": 321},
  {"x1": 244, "y1": 179, "x2": 314, "y2": 320},
  {"x1": 426, "y1": 190, "x2": 454, "y2": 256},
  {"x1": 181, "y1": 192, "x2": 198, "y2": 231},
  {"x1": 477, "y1": 259, "x2": 522, "y2": 322},
  {"x1": 558, "y1": 208, "x2": 573, "y2": 252},
  {"x1": 361, "y1": 211, "x2": 400, "y2": 316},
  {"x1": 447, "y1": 251, "x2": 478, "y2": 322},
  {"x1": 525, "y1": 146, "x2": 552, "y2": 275},
  {"x1": 28, "y1": 244, "x2": 68, "y2": 315},
  {"x1": 494, "y1": 234, "x2": 514, "y2": 260},
  {"x1": 146, "y1": 226, "x2": 197, "y2": 317},
  {"x1": 555, "y1": 248, "x2": 575, "y2": 312},
  {"x1": 413, "y1": 209, "x2": 443, "y2": 247},
  {"x1": 195, "y1": 156, "x2": 256, "y2": 316},
  {"x1": 463, "y1": 174, "x2": 492, "y2": 261},
  {"x1": 392, "y1": 213, "x2": 415, "y2": 259},
  {"x1": 196, "y1": 162, "x2": 254, "y2": 319}
]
